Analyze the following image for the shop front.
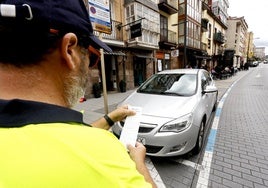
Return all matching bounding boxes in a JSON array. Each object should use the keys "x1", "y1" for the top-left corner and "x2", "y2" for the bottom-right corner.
[{"x1": 155, "y1": 51, "x2": 171, "y2": 72}]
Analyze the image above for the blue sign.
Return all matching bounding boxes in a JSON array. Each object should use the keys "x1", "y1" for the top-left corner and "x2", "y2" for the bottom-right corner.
[{"x1": 88, "y1": 0, "x2": 112, "y2": 34}]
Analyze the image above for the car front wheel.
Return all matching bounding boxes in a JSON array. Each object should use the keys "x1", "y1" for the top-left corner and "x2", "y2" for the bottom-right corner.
[{"x1": 192, "y1": 120, "x2": 205, "y2": 155}]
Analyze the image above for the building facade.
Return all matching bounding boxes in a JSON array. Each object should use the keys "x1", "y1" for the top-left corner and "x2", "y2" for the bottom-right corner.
[
  {"x1": 246, "y1": 31, "x2": 255, "y2": 62},
  {"x1": 87, "y1": 0, "x2": 161, "y2": 97},
  {"x1": 157, "y1": 0, "x2": 179, "y2": 72},
  {"x1": 177, "y1": 0, "x2": 203, "y2": 68},
  {"x1": 86, "y1": 0, "x2": 180, "y2": 97},
  {"x1": 201, "y1": 0, "x2": 228, "y2": 71},
  {"x1": 211, "y1": 0, "x2": 229, "y2": 26},
  {"x1": 225, "y1": 16, "x2": 248, "y2": 68},
  {"x1": 254, "y1": 47, "x2": 266, "y2": 60},
  {"x1": 84, "y1": 0, "x2": 256, "y2": 98}
]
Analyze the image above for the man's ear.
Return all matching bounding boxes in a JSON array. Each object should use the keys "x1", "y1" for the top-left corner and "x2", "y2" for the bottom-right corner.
[{"x1": 61, "y1": 33, "x2": 79, "y2": 70}]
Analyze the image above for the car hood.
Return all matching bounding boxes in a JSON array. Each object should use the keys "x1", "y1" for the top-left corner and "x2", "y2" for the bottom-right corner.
[{"x1": 120, "y1": 92, "x2": 197, "y2": 118}]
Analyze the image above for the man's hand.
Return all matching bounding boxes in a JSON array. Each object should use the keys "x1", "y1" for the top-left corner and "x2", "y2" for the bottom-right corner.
[
  {"x1": 91, "y1": 105, "x2": 135, "y2": 130},
  {"x1": 127, "y1": 142, "x2": 157, "y2": 188},
  {"x1": 127, "y1": 142, "x2": 146, "y2": 164},
  {"x1": 109, "y1": 104, "x2": 136, "y2": 122}
]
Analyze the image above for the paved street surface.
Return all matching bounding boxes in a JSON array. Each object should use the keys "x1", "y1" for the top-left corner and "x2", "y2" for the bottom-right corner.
[
  {"x1": 197, "y1": 64, "x2": 268, "y2": 188},
  {"x1": 73, "y1": 67, "x2": 266, "y2": 188}
]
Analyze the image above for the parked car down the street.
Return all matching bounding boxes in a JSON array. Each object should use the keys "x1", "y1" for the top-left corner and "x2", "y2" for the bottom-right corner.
[
  {"x1": 249, "y1": 61, "x2": 259, "y2": 67},
  {"x1": 112, "y1": 69, "x2": 218, "y2": 157}
]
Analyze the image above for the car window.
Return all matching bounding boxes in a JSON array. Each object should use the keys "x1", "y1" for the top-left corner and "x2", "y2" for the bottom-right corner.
[{"x1": 138, "y1": 73, "x2": 197, "y2": 96}]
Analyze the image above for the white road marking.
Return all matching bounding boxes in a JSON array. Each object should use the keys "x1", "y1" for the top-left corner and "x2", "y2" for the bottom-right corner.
[
  {"x1": 145, "y1": 157, "x2": 166, "y2": 188},
  {"x1": 172, "y1": 159, "x2": 204, "y2": 171}
]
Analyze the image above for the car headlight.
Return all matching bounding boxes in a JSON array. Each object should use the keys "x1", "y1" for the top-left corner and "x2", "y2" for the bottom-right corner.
[{"x1": 159, "y1": 113, "x2": 193, "y2": 133}]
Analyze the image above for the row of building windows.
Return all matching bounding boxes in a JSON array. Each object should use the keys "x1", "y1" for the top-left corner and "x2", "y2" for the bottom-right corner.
[{"x1": 125, "y1": 2, "x2": 160, "y2": 46}]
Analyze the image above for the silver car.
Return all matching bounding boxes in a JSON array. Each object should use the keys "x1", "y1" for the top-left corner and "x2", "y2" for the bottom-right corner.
[{"x1": 112, "y1": 69, "x2": 218, "y2": 157}]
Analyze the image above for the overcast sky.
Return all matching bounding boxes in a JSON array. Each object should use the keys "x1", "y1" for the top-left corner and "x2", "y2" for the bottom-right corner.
[{"x1": 228, "y1": 0, "x2": 268, "y2": 55}]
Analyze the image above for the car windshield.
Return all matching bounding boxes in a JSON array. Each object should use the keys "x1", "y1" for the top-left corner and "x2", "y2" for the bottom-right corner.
[{"x1": 137, "y1": 73, "x2": 197, "y2": 96}]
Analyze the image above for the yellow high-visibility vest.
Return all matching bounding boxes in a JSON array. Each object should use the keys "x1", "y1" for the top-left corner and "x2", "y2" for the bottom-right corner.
[{"x1": 0, "y1": 99, "x2": 151, "y2": 188}]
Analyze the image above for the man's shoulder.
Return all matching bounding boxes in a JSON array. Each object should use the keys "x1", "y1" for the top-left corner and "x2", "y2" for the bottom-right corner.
[{"x1": 0, "y1": 99, "x2": 85, "y2": 127}]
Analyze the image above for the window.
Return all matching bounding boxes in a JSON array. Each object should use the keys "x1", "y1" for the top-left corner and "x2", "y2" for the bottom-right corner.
[
  {"x1": 160, "y1": 15, "x2": 168, "y2": 41},
  {"x1": 125, "y1": 2, "x2": 159, "y2": 46},
  {"x1": 186, "y1": 20, "x2": 201, "y2": 48},
  {"x1": 208, "y1": 23, "x2": 212, "y2": 38},
  {"x1": 178, "y1": 2, "x2": 185, "y2": 16}
]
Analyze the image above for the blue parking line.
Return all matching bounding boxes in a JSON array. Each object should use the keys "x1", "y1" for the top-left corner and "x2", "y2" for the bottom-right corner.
[
  {"x1": 205, "y1": 106, "x2": 222, "y2": 152},
  {"x1": 205, "y1": 129, "x2": 217, "y2": 152},
  {"x1": 215, "y1": 108, "x2": 221, "y2": 117},
  {"x1": 205, "y1": 104, "x2": 223, "y2": 152}
]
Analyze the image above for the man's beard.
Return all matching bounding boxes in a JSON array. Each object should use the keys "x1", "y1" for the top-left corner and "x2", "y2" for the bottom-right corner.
[{"x1": 63, "y1": 52, "x2": 89, "y2": 108}]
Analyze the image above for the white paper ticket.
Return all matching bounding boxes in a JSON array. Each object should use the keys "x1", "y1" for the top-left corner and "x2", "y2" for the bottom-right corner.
[{"x1": 119, "y1": 105, "x2": 142, "y2": 147}]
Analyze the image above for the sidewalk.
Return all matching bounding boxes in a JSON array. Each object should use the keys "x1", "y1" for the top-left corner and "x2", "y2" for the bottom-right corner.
[
  {"x1": 73, "y1": 69, "x2": 250, "y2": 124},
  {"x1": 73, "y1": 86, "x2": 135, "y2": 124}
]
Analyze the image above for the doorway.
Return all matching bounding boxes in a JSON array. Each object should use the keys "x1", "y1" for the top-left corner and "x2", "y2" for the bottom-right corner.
[{"x1": 133, "y1": 57, "x2": 146, "y2": 86}]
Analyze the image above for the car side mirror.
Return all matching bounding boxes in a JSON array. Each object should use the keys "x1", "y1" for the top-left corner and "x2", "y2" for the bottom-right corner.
[{"x1": 203, "y1": 85, "x2": 218, "y2": 94}]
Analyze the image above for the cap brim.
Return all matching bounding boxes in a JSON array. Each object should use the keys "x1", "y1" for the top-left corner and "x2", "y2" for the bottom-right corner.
[{"x1": 89, "y1": 35, "x2": 112, "y2": 52}]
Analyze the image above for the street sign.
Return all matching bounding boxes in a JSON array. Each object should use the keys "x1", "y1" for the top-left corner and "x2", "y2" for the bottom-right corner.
[
  {"x1": 171, "y1": 49, "x2": 179, "y2": 57},
  {"x1": 130, "y1": 22, "x2": 142, "y2": 39},
  {"x1": 88, "y1": 0, "x2": 112, "y2": 34}
]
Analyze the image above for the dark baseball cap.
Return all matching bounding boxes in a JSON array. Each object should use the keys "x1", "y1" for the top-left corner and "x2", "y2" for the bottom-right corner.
[{"x1": 0, "y1": 0, "x2": 112, "y2": 52}]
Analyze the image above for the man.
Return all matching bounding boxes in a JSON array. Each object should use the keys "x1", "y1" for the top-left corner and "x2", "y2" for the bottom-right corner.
[{"x1": 0, "y1": 0, "x2": 156, "y2": 187}]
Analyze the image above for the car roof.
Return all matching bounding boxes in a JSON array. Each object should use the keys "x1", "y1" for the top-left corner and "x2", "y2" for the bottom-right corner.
[{"x1": 157, "y1": 68, "x2": 202, "y2": 75}]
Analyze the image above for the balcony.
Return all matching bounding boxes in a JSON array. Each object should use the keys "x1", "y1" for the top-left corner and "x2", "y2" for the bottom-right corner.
[
  {"x1": 159, "y1": 30, "x2": 177, "y2": 49},
  {"x1": 158, "y1": 0, "x2": 178, "y2": 15},
  {"x1": 213, "y1": 32, "x2": 225, "y2": 44}
]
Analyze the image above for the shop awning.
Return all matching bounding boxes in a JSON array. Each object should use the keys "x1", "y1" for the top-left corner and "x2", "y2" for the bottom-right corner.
[
  {"x1": 134, "y1": 54, "x2": 153, "y2": 59},
  {"x1": 195, "y1": 55, "x2": 211, "y2": 60},
  {"x1": 104, "y1": 51, "x2": 126, "y2": 56}
]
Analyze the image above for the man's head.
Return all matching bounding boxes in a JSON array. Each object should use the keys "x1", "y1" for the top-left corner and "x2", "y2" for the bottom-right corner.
[
  {"x1": 0, "y1": 0, "x2": 111, "y2": 66},
  {"x1": 0, "y1": 0, "x2": 110, "y2": 107}
]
